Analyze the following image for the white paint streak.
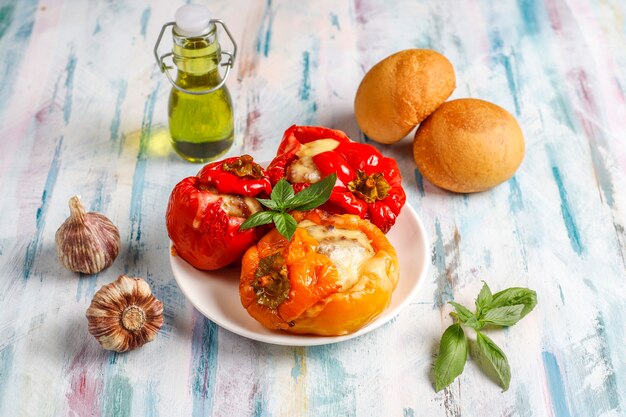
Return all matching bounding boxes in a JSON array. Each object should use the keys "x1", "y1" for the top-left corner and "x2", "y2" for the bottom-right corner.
[{"x1": 0, "y1": 0, "x2": 625, "y2": 416}]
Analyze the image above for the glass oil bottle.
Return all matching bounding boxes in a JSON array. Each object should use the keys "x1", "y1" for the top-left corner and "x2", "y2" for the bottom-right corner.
[{"x1": 154, "y1": 5, "x2": 237, "y2": 163}]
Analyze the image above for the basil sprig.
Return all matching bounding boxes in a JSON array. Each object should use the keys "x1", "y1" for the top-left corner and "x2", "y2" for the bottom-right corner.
[
  {"x1": 434, "y1": 282, "x2": 537, "y2": 392},
  {"x1": 434, "y1": 323, "x2": 467, "y2": 392},
  {"x1": 240, "y1": 174, "x2": 337, "y2": 240}
]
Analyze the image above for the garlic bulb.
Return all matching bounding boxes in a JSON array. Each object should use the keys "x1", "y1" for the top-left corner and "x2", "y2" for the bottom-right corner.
[
  {"x1": 86, "y1": 274, "x2": 164, "y2": 352},
  {"x1": 55, "y1": 196, "x2": 120, "y2": 274}
]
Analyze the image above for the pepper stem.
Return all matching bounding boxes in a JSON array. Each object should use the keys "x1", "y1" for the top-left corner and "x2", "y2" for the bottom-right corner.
[
  {"x1": 68, "y1": 195, "x2": 86, "y2": 223},
  {"x1": 347, "y1": 171, "x2": 391, "y2": 203},
  {"x1": 222, "y1": 155, "x2": 264, "y2": 179},
  {"x1": 121, "y1": 305, "x2": 146, "y2": 332},
  {"x1": 252, "y1": 252, "x2": 290, "y2": 310}
]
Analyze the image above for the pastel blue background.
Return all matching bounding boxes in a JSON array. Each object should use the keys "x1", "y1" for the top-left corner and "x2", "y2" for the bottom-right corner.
[{"x1": 0, "y1": 0, "x2": 624, "y2": 415}]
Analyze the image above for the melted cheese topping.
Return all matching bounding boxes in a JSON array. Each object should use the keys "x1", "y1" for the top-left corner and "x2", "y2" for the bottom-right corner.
[
  {"x1": 194, "y1": 191, "x2": 262, "y2": 228},
  {"x1": 299, "y1": 219, "x2": 374, "y2": 290},
  {"x1": 220, "y1": 194, "x2": 262, "y2": 218},
  {"x1": 286, "y1": 139, "x2": 339, "y2": 184}
]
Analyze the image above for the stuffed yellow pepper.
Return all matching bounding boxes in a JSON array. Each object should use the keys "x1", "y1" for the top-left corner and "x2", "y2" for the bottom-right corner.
[{"x1": 239, "y1": 210, "x2": 399, "y2": 336}]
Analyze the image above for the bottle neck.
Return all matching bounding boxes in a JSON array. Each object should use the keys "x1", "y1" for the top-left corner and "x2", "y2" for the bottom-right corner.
[{"x1": 172, "y1": 24, "x2": 222, "y2": 87}]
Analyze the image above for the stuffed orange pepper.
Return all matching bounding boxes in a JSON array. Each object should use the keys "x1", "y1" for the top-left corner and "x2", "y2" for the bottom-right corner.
[{"x1": 239, "y1": 210, "x2": 399, "y2": 336}]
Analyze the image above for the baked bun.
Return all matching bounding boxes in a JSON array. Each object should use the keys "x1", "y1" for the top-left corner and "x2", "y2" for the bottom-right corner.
[
  {"x1": 239, "y1": 210, "x2": 399, "y2": 336},
  {"x1": 413, "y1": 98, "x2": 524, "y2": 193},
  {"x1": 354, "y1": 49, "x2": 456, "y2": 144}
]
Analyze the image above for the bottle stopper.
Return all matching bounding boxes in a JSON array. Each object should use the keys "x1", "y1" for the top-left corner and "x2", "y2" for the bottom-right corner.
[{"x1": 174, "y1": 4, "x2": 212, "y2": 37}]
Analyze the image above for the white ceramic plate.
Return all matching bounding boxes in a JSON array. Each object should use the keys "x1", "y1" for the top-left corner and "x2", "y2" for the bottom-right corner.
[{"x1": 170, "y1": 204, "x2": 429, "y2": 346}]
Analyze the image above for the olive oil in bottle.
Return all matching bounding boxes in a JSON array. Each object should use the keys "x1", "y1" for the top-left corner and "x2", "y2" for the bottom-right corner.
[{"x1": 155, "y1": 5, "x2": 237, "y2": 163}]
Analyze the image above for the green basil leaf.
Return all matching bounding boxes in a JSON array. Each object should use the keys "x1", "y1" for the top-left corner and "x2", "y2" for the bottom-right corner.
[
  {"x1": 256, "y1": 198, "x2": 279, "y2": 210},
  {"x1": 239, "y1": 211, "x2": 275, "y2": 230},
  {"x1": 464, "y1": 316, "x2": 483, "y2": 330},
  {"x1": 449, "y1": 301, "x2": 474, "y2": 323},
  {"x1": 271, "y1": 179, "x2": 295, "y2": 208},
  {"x1": 434, "y1": 323, "x2": 468, "y2": 392},
  {"x1": 273, "y1": 212, "x2": 297, "y2": 241},
  {"x1": 476, "y1": 331, "x2": 511, "y2": 391},
  {"x1": 489, "y1": 287, "x2": 537, "y2": 319},
  {"x1": 482, "y1": 305, "x2": 524, "y2": 327},
  {"x1": 285, "y1": 173, "x2": 337, "y2": 211},
  {"x1": 475, "y1": 282, "x2": 493, "y2": 318}
]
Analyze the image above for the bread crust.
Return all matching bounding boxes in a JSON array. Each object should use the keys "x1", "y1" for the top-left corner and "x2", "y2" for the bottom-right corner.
[
  {"x1": 355, "y1": 49, "x2": 456, "y2": 144},
  {"x1": 413, "y1": 98, "x2": 525, "y2": 193}
]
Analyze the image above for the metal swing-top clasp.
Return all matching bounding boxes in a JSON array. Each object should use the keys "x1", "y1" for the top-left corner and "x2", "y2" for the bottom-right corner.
[{"x1": 153, "y1": 19, "x2": 237, "y2": 96}]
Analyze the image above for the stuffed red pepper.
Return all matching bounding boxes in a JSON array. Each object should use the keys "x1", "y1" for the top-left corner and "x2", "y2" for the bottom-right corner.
[
  {"x1": 267, "y1": 125, "x2": 406, "y2": 233},
  {"x1": 166, "y1": 155, "x2": 272, "y2": 270}
]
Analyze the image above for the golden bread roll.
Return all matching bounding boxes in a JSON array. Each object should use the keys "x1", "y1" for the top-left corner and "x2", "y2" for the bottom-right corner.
[
  {"x1": 354, "y1": 49, "x2": 456, "y2": 144},
  {"x1": 413, "y1": 98, "x2": 524, "y2": 193}
]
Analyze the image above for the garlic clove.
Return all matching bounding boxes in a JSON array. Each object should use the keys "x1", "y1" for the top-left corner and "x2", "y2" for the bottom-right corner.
[
  {"x1": 55, "y1": 196, "x2": 120, "y2": 275},
  {"x1": 86, "y1": 274, "x2": 164, "y2": 352}
]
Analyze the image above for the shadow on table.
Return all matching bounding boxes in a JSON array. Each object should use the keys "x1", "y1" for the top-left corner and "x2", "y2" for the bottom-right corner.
[
  {"x1": 320, "y1": 109, "x2": 361, "y2": 140},
  {"x1": 121, "y1": 124, "x2": 180, "y2": 161}
]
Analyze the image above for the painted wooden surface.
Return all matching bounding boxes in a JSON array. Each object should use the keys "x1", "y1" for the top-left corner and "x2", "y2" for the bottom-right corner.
[{"x1": 0, "y1": 0, "x2": 624, "y2": 415}]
